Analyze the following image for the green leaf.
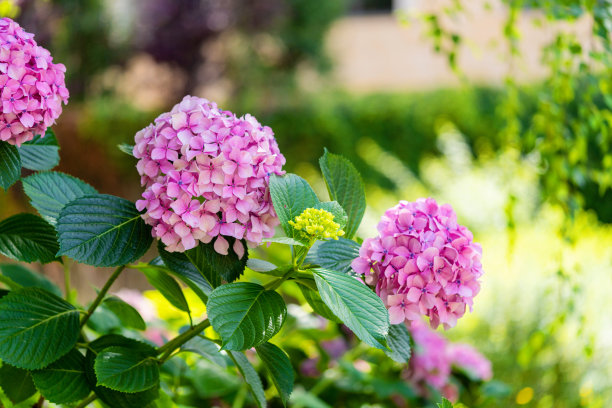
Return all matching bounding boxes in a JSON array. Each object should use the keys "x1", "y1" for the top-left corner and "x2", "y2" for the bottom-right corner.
[
  {"x1": 227, "y1": 351, "x2": 266, "y2": 408},
  {"x1": 319, "y1": 149, "x2": 366, "y2": 238},
  {"x1": 94, "y1": 346, "x2": 159, "y2": 393},
  {"x1": 207, "y1": 282, "x2": 287, "y2": 350},
  {"x1": 157, "y1": 242, "x2": 212, "y2": 303},
  {"x1": 134, "y1": 263, "x2": 189, "y2": 312},
  {"x1": 17, "y1": 130, "x2": 60, "y2": 171},
  {"x1": 262, "y1": 236, "x2": 306, "y2": 246},
  {"x1": 0, "y1": 363, "x2": 36, "y2": 404},
  {"x1": 181, "y1": 335, "x2": 226, "y2": 368},
  {"x1": 57, "y1": 194, "x2": 153, "y2": 267},
  {"x1": 118, "y1": 143, "x2": 134, "y2": 156},
  {"x1": 255, "y1": 342, "x2": 294, "y2": 406},
  {"x1": 312, "y1": 268, "x2": 389, "y2": 350},
  {"x1": 269, "y1": 174, "x2": 319, "y2": 239},
  {"x1": 0, "y1": 140, "x2": 21, "y2": 191},
  {"x1": 185, "y1": 238, "x2": 248, "y2": 286},
  {"x1": 85, "y1": 335, "x2": 159, "y2": 407},
  {"x1": 305, "y1": 238, "x2": 361, "y2": 275},
  {"x1": 0, "y1": 287, "x2": 80, "y2": 369},
  {"x1": 384, "y1": 324, "x2": 412, "y2": 363},
  {"x1": 31, "y1": 349, "x2": 91, "y2": 404},
  {"x1": 103, "y1": 296, "x2": 146, "y2": 331},
  {"x1": 314, "y1": 201, "x2": 347, "y2": 230},
  {"x1": 0, "y1": 289, "x2": 9, "y2": 298},
  {"x1": 438, "y1": 398, "x2": 454, "y2": 408},
  {"x1": 22, "y1": 171, "x2": 97, "y2": 226},
  {"x1": 0, "y1": 263, "x2": 62, "y2": 297},
  {"x1": 297, "y1": 283, "x2": 340, "y2": 323},
  {"x1": 246, "y1": 258, "x2": 278, "y2": 273},
  {"x1": 0, "y1": 213, "x2": 59, "y2": 263}
]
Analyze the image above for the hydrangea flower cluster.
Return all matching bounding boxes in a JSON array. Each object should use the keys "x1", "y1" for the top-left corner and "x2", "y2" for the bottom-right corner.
[
  {"x1": 0, "y1": 18, "x2": 69, "y2": 146},
  {"x1": 134, "y1": 95, "x2": 286, "y2": 255},
  {"x1": 289, "y1": 208, "x2": 345, "y2": 241},
  {"x1": 351, "y1": 198, "x2": 483, "y2": 329}
]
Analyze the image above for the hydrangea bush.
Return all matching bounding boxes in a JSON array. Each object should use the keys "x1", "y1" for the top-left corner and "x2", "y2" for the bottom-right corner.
[{"x1": 0, "y1": 18, "x2": 492, "y2": 408}]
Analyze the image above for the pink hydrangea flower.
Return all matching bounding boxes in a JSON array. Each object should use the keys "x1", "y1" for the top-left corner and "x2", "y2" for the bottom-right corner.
[
  {"x1": 134, "y1": 96, "x2": 285, "y2": 255},
  {"x1": 0, "y1": 18, "x2": 68, "y2": 146},
  {"x1": 351, "y1": 198, "x2": 483, "y2": 329}
]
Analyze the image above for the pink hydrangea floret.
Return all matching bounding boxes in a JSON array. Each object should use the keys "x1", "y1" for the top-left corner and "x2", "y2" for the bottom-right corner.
[
  {"x1": 351, "y1": 198, "x2": 483, "y2": 329},
  {"x1": 0, "y1": 18, "x2": 69, "y2": 146},
  {"x1": 134, "y1": 95, "x2": 286, "y2": 255}
]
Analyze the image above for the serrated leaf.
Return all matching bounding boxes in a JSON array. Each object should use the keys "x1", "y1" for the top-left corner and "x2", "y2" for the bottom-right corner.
[
  {"x1": 17, "y1": 130, "x2": 60, "y2": 171},
  {"x1": 31, "y1": 349, "x2": 90, "y2": 404},
  {"x1": 0, "y1": 213, "x2": 59, "y2": 263},
  {"x1": 255, "y1": 342, "x2": 294, "y2": 406},
  {"x1": 103, "y1": 296, "x2": 146, "y2": 330},
  {"x1": 0, "y1": 287, "x2": 80, "y2": 369},
  {"x1": 385, "y1": 324, "x2": 412, "y2": 363},
  {"x1": 133, "y1": 263, "x2": 189, "y2": 313},
  {"x1": 312, "y1": 268, "x2": 389, "y2": 350},
  {"x1": 118, "y1": 143, "x2": 135, "y2": 156},
  {"x1": 269, "y1": 174, "x2": 319, "y2": 239},
  {"x1": 263, "y1": 236, "x2": 306, "y2": 246},
  {"x1": 246, "y1": 258, "x2": 278, "y2": 272},
  {"x1": 314, "y1": 201, "x2": 347, "y2": 230},
  {"x1": 158, "y1": 242, "x2": 212, "y2": 303},
  {"x1": 305, "y1": 238, "x2": 360, "y2": 275},
  {"x1": 85, "y1": 335, "x2": 159, "y2": 407},
  {"x1": 227, "y1": 351, "x2": 266, "y2": 408},
  {"x1": 181, "y1": 336, "x2": 226, "y2": 368},
  {"x1": 319, "y1": 149, "x2": 366, "y2": 238},
  {"x1": 207, "y1": 282, "x2": 287, "y2": 350},
  {"x1": 57, "y1": 194, "x2": 153, "y2": 267},
  {"x1": 22, "y1": 171, "x2": 97, "y2": 226},
  {"x1": 0, "y1": 140, "x2": 21, "y2": 191},
  {"x1": 185, "y1": 238, "x2": 248, "y2": 286},
  {"x1": 0, "y1": 263, "x2": 62, "y2": 297},
  {"x1": 94, "y1": 346, "x2": 159, "y2": 393},
  {"x1": 297, "y1": 283, "x2": 341, "y2": 323},
  {"x1": 0, "y1": 363, "x2": 36, "y2": 404}
]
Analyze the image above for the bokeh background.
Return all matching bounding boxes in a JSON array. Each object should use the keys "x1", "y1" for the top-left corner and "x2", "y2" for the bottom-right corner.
[{"x1": 0, "y1": 0, "x2": 611, "y2": 407}]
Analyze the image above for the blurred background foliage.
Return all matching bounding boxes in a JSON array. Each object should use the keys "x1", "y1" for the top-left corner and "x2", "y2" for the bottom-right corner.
[{"x1": 0, "y1": 0, "x2": 611, "y2": 406}]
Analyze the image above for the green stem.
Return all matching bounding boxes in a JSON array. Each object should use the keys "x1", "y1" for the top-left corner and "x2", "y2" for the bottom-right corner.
[
  {"x1": 80, "y1": 265, "x2": 125, "y2": 327},
  {"x1": 231, "y1": 383, "x2": 249, "y2": 408},
  {"x1": 157, "y1": 319, "x2": 210, "y2": 362},
  {"x1": 74, "y1": 393, "x2": 97, "y2": 408},
  {"x1": 263, "y1": 267, "x2": 296, "y2": 291},
  {"x1": 63, "y1": 257, "x2": 72, "y2": 301}
]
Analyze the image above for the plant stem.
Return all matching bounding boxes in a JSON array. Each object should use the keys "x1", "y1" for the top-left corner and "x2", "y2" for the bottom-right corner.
[
  {"x1": 80, "y1": 265, "x2": 125, "y2": 327},
  {"x1": 74, "y1": 393, "x2": 97, "y2": 408},
  {"x1": 157, "y1": 319, "x2": 210, "y2": 362},
  {"x1": 263, "y1": 267, "x2": 295, "y2": 291},
  {"x1": 63, "y1": 257, "x2": 72, "y2": 301}
]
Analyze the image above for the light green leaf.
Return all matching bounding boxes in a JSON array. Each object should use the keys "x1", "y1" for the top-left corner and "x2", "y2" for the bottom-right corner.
[
  {"x1": 227, "y1": 351, "x2": 266, "y2": 408},
  {"x1": 57, "y1": 194, "x2": 153, "y2": 267},
  {"x1": 0, "y1": 140, "x2": 21, "y2": 191},
  {"x1": 313, "y1": 201, "x2": 347, "y2": 230},
  {"x1": 17, "y1": 130, "x2": 60, "y2": 171},
  {"x1": 103, "y1": 296, "x2": 146, "y2": 331},
  {"x1": 256, "y1": 342, "x2": 294, "y2": 406},
  {"x1": 22, "y1": 171, "x2": 97, "y2": 226},
  {"x1": 181, "y1": 336, "x2": 226, "y2": 368},
  {"x1": 262, "y1": 236, "x2": 306, "y2": 246},
  {"x1": 0, "y1": 213, "x2": 59, "y2": 264},
  {"x1": 117, "y1": 143, "x2": 134, "y2": 156},
  {"x1": 0, "y1": 263, "x2": 62, "y2": 297},
  {"x1": 438, "y1": 398, "x2": 454, "y2": 408},
  {"x1": 305, "y1": 238, "x2": 361, "y2": 275},
  {"x1": 31, "y1": 349, "x2": 91, "y2": 404},
  {"x1": 384, "y1": 324, "x2": 412, "y2": 363},
  {"x1": 207, "y1": 282, "x2": 287, "y2": 350},
  {"x1": 0, "y1": 363, "x2": 36, "y2": 404},
  {"x1": 313, "y1": 268, "x2": 389, "y2": 350},
  {"x1": 246, "y1": 258, "x2": 278, "y2": 272},
  {"x1": 157, "y1": 243, "x2": 212, "y2": 303},
  {"x1": 269, "y1": 174, "x2": 319, "y2": 239},
  {"x1": 133, "y1": 263, "x2": 189, "y2": 313},
  {"x1": 94, "y1": 346, "x2": 159, "y2": 393},
  {"x1": 0, "y1": 287, "x2": 80, "y2": 369},
  {"x1": 319, "y1": 149, "x2": 366, "y2": 238},
  {"x1": 297, "y1": 283, "x2": 340, "y2": 323}
]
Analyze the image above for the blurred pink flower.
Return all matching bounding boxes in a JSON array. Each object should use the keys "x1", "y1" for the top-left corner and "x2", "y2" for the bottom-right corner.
[{"x1": 447, "y1": 343, "x2": 493, "y2": 381}]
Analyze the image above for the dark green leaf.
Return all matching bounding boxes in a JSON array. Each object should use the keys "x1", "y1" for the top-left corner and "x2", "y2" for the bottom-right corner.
[
  {"x1": 305, "y1": 238, "x2": 360, "y2": 275},
  {"x1": 181, "y1": 336, "x2": 226, "y2": 368},
  {"x1": 227, "y1": 351, "x2": 266, "y2": 408},
  {"x1": 385, "y1": 324, "x2": 412, "y2": 363},
  {"x1": 117, "y1": 143, "x2": 134, "y2": 156},
  {"x1": 158, "y1": 242, "x2": 212, "y2": 303},
  {"x1": 133, "y1": 263, "x2": 189, "y2": 312},
  {"x1": 0, "y1": 363, "x2": 36, "y2": 404},
  {"x1": 207, "y1": 282, "x2": 287, "y2": 350},
  {"x1": 0, "y1": 289, "x2": 9, "y2": 298},
  {"x1": 57, "y1": 194, "x2": 153, "y2": 267},
  {"x1": 313, "y1": 268, "x2": 389, "y2": 350},
  {"x1": 22, "y1": 171, "x2": 97, "y2": 226},
  {"x1": 185, "y1": 238, "x2": 248, "y2": 286},
  {"x1": 0, "y1": 140, "x2": 21, "y2": 191},
  {"x1": 0, "y1": 287, "x2": 80, "y2": 369},
  {"x1": 319, "y1": 149, "x2": 366, "y2": 238},
  {"x1": 269, "y1": 174, "x2": 319, "y2": 239},
  {"x1": 256, "y1": 342, "x2": 294, "y2": 406},
  {"x1": 297, "y1": 283, "x2": 340, "y2": 323},
  {"x1": 31, "y1": 349, "x2": 90, "y2": 404},
  {"x1": 0, "y1": 213, "x2": 59, "y2": 263},
  {"x1": 313, "y1": 201, "x2": 347, "y2": 230},
  {"x1": 103, "y1": 296, "x2": 146, "y2": 331},
  {"x1": 17, "y1": 130, "x2": 60, "y2": 171},
  {"x1": 0, "y1": 263, "x2": 62, "y2": 297},
  {"x1": 94, "y1": 346, "x2": 159, "y2": 393}
]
